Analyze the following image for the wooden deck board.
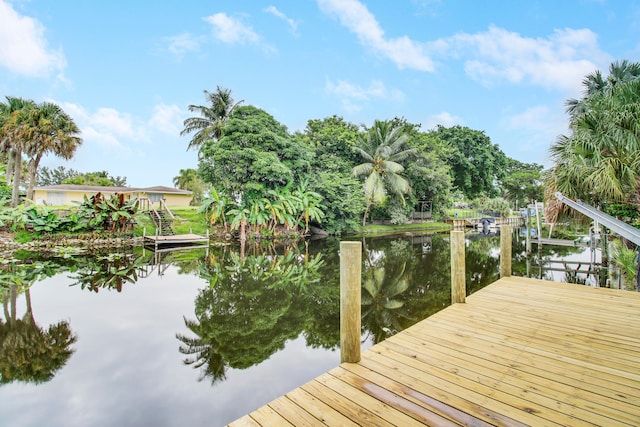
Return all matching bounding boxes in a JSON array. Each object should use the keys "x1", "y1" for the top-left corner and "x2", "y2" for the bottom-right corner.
[{"x1": 227, "y1": 277, "x2": 640, "y2": 426}]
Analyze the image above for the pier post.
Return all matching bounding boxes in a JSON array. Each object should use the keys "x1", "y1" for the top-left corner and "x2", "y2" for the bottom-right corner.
[
  {"x1": 500, "y1": 225, "x2": 512, "y2": 278},
  {"x1": 340, "y1": 241, "x2": 362, "y2": 363},
  {"x1": 450, "y1": 230, "x2": 466, "y2": 304}
]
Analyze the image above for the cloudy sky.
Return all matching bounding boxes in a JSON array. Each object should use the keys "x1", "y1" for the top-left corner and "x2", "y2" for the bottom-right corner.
[{"x1": 1, "y1": 0, "x2": 637, "y2": 187}]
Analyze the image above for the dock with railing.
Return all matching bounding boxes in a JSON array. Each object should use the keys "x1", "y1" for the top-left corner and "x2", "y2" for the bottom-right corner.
[{"x1": 228, "y1": 228, "x2": 640, "y2": 426}]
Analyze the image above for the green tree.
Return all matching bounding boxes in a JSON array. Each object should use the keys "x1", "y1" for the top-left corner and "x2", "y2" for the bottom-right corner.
[
  {"x1": 566, "y1": 60, "x2": 640, "y2": 118},
  {"x1": 181, "y1": 86, "x2": 242, "y2": 152},
  {"x1": 198, "y1": 105, "x2": 310, "y2": 201},
  {"x1": 173, "y1": 168, "x2": 207, "y2": 205},
  {"x1": 403, "y1": 125, "x2": 453, "y2": 220},
  {"x1": 298, "y1": 116, "x2": 364, "y2": 234},
  {"x1": 546, "y1": 62, "x2": 640, "y2": 216},
  {"x1": 0, "y1": 97, "x2": 36, "y2": 206},
  {"x1": 22, "y1": 102, "x2": 82, "y2": 200},
  {"x1": 433, "y1": 125, "x2": 507, "y2": 199},
  {"x1": 0, "y1": 286, "x2": 77, "y2": 384},
  {"x1": 292, "y1": 180, "x2": 325, "y2": 234},
  {"x1": 499, "y1": 159, "x2": 544, "y2": 208},
  {"x1": 352, "y1": 120, "x2": 417, "y2": 226},
  {"x1": 61, "y1": 171, "x2": 127, "y2": 187},
  {"x1": 36, "y1": 166, "x2": 79, "y2": 186},
  {"x1": 199, "y1": 186, "x2": 230, "y2": 231}
]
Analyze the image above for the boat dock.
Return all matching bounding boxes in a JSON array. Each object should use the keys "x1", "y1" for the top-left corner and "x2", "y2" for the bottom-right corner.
[
  {"x1": 143, "y1": 233, "x2": 208, "y2": 251},
  {"x1": 229, "y1": 276, "x2": 640, "y2": 426}
]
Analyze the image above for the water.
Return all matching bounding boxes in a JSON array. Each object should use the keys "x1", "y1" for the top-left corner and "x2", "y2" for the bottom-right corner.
[{"x1": 0, "y1": 232, "x2": 602, "y2": 426}]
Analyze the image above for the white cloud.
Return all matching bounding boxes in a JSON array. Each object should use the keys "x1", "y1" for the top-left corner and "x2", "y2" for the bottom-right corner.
[
  {"x1": 503, "y1": 105, "x2": 570, "y2": 158},
  {"x1": 325, "y1": 79, "x2": 404, "y2": 113},
  {"x1": 317, "y1": 0, "x2": 434, "y2": 71},
  {"x1": 0, "y1": 0, "x2": 66, "y2": 77},
  {"x1": 424, "y1": 112, "x2": 463, "y2": 129},
  {"x1": 205, "y1": 13, "x2": 259, "y2": 44},
  {"x1": 165, "y1": 33, "x2": 201, "y2": 58},
  {"x1": 148, "y1": 103, "x2": 183, "y2": 135},
  {"x1": 204, "y1": 12, "x2": 275, "y2": 53},
  {"x1": 265, "y1": 6, "x2": 299, "y2": 33},
  {"x1": 61, "y1": 103, "x2": 149, "y2": 150},
  {"x1": 434, "y1": 26, "x2": 611, "y2": 93}
]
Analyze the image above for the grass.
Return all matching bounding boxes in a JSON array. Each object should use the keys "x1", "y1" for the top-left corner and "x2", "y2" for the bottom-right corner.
[{"x1": 132, "y1": 206, "x2": 209, "y2": 236}]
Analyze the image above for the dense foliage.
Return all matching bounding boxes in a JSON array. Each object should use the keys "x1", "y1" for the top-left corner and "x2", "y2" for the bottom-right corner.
[
  {"x1": 184, "y1": 89, "x2": 538, "y2": 234},
  {"x1": 0, "y1": 193, "x2": 140, "y2": 234},
  {"x1": 546, "y1": 60, "x2": 640, "y2": 220}
]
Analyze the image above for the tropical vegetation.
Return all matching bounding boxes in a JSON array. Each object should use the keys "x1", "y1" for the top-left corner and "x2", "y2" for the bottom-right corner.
[{"x1": 0, "y1": 97, "x2": 82, "y2": 206}]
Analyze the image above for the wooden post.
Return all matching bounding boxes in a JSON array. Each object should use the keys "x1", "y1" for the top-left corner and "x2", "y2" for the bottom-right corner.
[
  {"x1": 450, "y1": 230, "x2": 466, "y2": 304},
  {"x1": 500, "y1": 225, "x2": 512, "y2": 278},
  {"x1": 340, "y1": 241, "x2": 362, "y2": 363}
]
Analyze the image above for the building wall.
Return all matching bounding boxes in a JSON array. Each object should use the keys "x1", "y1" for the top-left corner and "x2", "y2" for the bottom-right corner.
[
  {"x1": 33, "y1": 189, "x2": 192, "y2": 207},
  {"x1": 161, "y1": 193, "x2": 192, "y2": 207}
]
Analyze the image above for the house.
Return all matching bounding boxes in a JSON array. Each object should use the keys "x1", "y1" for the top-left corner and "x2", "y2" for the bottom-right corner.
[{"x1": 33, "y1": 185, "x2": 193, "y2": 207}]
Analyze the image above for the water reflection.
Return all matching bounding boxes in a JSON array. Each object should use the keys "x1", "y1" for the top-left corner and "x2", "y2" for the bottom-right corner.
[
  {"x1": 0, "y1": 285, "x2": 77, "y2": 385},
  {"x1": 0, "y1": 231, "x2": 606, "y2": 426},
  {"x1": 177, "y1": 245, "x2": 329, "y2": 383}
]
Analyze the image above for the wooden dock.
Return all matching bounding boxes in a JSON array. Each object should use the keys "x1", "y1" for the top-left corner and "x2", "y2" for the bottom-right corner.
[
  {"x1": 229, "y1": 276, "x2": 640, "y2": 426},
  {"x1": 143, "y1": 233, "x2": 208, "y2": 251}
]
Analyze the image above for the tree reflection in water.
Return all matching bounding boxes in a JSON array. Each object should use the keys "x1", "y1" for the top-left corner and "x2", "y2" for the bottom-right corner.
[
  {"x1": 176, "y1": 245, "x2": 327, "y2": 384},
  {"x1": 0, "y1": 231, "x2": 589, "y2": 390},
  {"x1": 0, "y1": 258, "x2": 77, "y2": 384}
]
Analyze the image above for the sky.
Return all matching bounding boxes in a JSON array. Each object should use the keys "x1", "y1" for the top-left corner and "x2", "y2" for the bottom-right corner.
[{"x1": 1, "y1": 0, "x2": 638, "y2": 188}]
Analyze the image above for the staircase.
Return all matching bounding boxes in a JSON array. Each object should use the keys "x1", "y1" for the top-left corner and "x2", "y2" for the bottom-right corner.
[{"x1": 149, "y1": 209, "x2": 175, "y2": 236}]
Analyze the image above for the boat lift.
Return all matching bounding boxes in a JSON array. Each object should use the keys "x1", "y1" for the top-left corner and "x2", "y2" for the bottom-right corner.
[{"x1": 555, "y1": 192, "x2": 640, "y2": 290}]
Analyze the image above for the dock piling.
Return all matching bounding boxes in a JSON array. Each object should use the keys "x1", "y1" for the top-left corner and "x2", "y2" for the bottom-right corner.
[
  {"x1": 500, "y1": 225, "x2": 512, "y2": 278},
  {"x1": 450, "y1": 230, "x2": 466, "y2": 304},
  {"x1": 340, "y1": 241, "x2": 362, "y2": 363}
]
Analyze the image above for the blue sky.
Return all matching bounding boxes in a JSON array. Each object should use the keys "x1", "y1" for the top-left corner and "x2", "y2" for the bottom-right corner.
[{"x1": 1, "y1": 0, "x2": 638, "y2": 187}]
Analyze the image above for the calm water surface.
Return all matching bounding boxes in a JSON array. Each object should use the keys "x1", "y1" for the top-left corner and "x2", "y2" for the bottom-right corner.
[{"x1": 0, "y1": 231, "x2": 601, "y2": 426}]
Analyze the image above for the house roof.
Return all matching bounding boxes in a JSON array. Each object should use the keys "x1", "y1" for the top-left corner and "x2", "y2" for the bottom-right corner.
[{"x1": 33, "y1": 184, "x2": 192, "y2": 195}]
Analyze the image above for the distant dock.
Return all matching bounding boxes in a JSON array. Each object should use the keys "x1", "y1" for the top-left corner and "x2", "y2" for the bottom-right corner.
[{"x1": 143, "y1": 233, "x2": 208, "y2": 251}]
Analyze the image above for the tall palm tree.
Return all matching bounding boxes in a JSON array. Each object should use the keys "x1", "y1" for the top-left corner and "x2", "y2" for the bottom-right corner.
[
  {"x1": 352, "y1": 121, "x2": 417, "y2": 226},
  {"x1": 546, "y1": 64, "x2": 640, "y2": 220},
  {"x1": 566, "y1": 60, "x2": 640, "y2": 118},
  {"x1": 180, "y1": 86, "x2": 242, "y2": 152},
  {"x1": 23, "y1": 102, "x2": 82, "y2": 200},
  {"x1": 172, "y1": 168, "x2": 198, "y2": 189},
  {"x1": 0, "y1": 97, "x2": 37, "y2": 207}
]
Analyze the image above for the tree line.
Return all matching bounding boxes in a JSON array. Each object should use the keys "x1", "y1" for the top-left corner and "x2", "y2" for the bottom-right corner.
[
  {"x1": 181, "y1": 86, "x2": 544, "y2": 237},
  {"x1": 3, "y1": 60, "x2": 639, "y2": 237}
]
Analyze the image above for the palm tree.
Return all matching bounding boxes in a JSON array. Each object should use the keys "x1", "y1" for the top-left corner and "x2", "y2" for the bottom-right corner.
[
  {"x1": 566, "y1": 60, "x2": 640, "y2": 118},
  {"x1": 23, "y1": 102, "x2": 82, "y2": 200},
  {"x1": 352, "y1": 121, "x2": 417, "y2": 226},
  {"x1": 0, "y1": 97, "x2": 36, "y2": 206},
  {"x1": 546, "y1": 63, "x2": 640, "y2": 221},
  {"x1": 172, "y1": 168, "x2": 198, "y2": 189},
  {"x1": 180, "y1": 86, "x2": 242, "y2": 152}
]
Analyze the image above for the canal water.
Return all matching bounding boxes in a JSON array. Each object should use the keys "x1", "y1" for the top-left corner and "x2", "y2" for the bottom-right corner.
[{"x1": 0, "y1": 231, "x2": 604, "y2": 426}]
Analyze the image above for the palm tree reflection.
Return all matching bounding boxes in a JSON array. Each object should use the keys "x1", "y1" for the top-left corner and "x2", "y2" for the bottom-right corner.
[{"x1": 0, "y1": 285, "x2": 77, "y2": 384}]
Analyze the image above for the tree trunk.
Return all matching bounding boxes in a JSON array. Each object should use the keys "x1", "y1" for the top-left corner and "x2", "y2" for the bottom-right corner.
[
  {"x1": 5, "y1": 148, "x2": 14, "y2": 185},
  {"x1": 361, "y1": 202, "x2": 371, "y2": 227},
  {"x1": 27, "y1": 153, "x2": 43, "y2": 201},
  {"x1": 239, "y1": 220, "x2": 246, "y2": 259},
  {"x1": 11, "y1": 149, "x2": 22, "y2": 207},
  {"x1": 9, "y1": 284, "x2": 17, "y2": 326}
]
